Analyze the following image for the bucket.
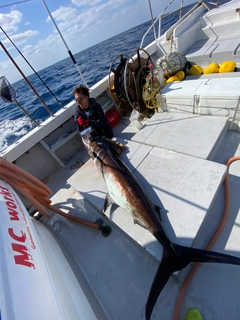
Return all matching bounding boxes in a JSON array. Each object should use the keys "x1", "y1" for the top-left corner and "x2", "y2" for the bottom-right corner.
[{"x1": 105, "y1": 109, "x2": 120, "y2": 128}]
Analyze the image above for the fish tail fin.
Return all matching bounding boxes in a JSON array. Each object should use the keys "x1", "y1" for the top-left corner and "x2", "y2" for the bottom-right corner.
[
  {"x1": 145, "y1": 249, "x2": 187, "y2": 320},
  {"x1": 146, "y1": 243, "x2": 240, "y2": 320},
  {"x1": 175, "y1": 243, "x2": 240, "y2": 266}
]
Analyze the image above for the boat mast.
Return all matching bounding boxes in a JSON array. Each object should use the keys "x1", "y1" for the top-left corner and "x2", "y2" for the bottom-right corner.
[{"x1": 41, "y1": 0, "x2": 89, "y2": 88}]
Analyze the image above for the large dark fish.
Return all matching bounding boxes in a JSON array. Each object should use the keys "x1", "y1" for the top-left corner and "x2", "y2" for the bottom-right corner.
[{"x1": 82, "y1": 132, "x2": 240, "y2": 320}]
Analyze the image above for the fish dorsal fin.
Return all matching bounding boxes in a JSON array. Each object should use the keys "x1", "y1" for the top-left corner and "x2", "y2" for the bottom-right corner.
[
  {"x1": 106, "y1": 139, "x2": 126, "y2": 155},
  {"x1": 154, "y1": 204, "x2": 162, "y2": 221}
]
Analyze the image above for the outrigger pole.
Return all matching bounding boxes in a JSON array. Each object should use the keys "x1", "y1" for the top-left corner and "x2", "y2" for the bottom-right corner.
[{"x1": 41, "y1": 0, "x2": 89, "y2": 88}]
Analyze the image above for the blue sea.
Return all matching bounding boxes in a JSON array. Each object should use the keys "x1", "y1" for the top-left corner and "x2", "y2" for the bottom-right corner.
[{"x1": 0, "y1": 2, "x2": 222, "y2": 152}]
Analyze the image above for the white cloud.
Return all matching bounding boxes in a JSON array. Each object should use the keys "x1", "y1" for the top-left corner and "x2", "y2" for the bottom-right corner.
[
  {"x1": 21, "y1": 44, "x2": 32, "y2": 55},
  {"x1": 71, "y1": 0, "x2": 102, "y2": 6},
  {"x1": 47, "y1": 6, "x2": 78, "y2": 23},
  {"x1": 0, "y1": 58, "x2": 17, "y2": 84},
  {"x1": 2, "y1": 30, "x2": 39, "y2": 49},
  {"x1": 0, "y1": 10, "x2": 22, "y2": 35},
  {"x1": 47, "y1": 0, "x2": 130, "y2": 32}
]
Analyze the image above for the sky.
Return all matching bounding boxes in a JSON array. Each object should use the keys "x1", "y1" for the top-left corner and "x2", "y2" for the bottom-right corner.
[{"x1": 0, "y1": 0, "x2": 197, "y2": 83}]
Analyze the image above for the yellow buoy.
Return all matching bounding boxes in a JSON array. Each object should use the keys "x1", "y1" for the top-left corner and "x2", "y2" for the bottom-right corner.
[
  {"x1": 166, "y1": 76, "x2": 179, "y2": 83},
  {"x1": 189, "y1": 65, "x2": 203, "y2": 75},
  {"x1": 174, "y1": 70, "x2": 185, "y2": 81},
  {"x1": 203, "y1": 62, "x2": 219, "y2": 74},
  {"x1": 219, "y1": 60, "x2": 236, "y2": 73}
]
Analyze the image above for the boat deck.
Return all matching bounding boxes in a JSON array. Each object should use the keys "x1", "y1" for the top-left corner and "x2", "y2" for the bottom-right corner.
[
  {"x1": 67, "y1": 113, "x2": 227, "y2": 262},
  {"x1": 37, "y1": 2, "x2": 240, "y2": 318},
  {"x1": 2, "y1": 1, "x2": 240, "y2": 319},
  {"x1": 41, "y1": 111, "x2": 240, "y2": 320}
]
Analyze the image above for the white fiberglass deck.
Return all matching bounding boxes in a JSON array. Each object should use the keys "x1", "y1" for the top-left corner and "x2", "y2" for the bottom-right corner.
[
  {"x1": 68, "y1": 136, "x2": 226, "y2": 261},
  {"x1": 131, "y1": 112, "x2": 228, "y2": 159}
]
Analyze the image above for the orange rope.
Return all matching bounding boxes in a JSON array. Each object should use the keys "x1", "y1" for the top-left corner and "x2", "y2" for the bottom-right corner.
[
  {"x1": 173, "y1": 156, "x2": 240, "y2": 320},
  {"x1": 0, "y1": 158, "x2": 99, "y2": 230}
]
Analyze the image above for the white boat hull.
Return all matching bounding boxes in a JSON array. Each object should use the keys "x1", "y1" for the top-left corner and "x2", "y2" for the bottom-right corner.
[{"x1": 0, "y1": 179, "x2": 103, "y2": 320}]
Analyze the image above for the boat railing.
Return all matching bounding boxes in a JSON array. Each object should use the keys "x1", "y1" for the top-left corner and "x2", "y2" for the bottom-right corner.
[
  {"x1": 159, "y1": 94, "x2": 240, "y2": 129},
  {"x1": 230, "y1": 96, "x2": 240, "y2": 129},
  {"x1": 141, "y1": 0, "x2": 198, "y2": 48},
  {"x1": 141, "y1": 0, "x2": 178, "y2": 48},
  {"x1": 141, "y1": 0, "x2": 223, "y2": 49}
]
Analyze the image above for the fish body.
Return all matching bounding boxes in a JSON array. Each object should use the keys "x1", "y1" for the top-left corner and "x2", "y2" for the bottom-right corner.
[{"x1": 82, "y1": 133, "x2": 240, "y2": 320}]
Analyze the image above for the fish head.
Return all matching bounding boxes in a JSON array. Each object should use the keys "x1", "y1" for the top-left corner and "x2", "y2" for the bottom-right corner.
[{"x1": 80, "y1": 127, "x2": 103, "y2": 159}]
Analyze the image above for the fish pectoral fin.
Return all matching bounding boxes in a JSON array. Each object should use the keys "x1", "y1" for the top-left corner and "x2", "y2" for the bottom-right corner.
[
  {"x1": 133, "y1": 218, "x2": 147, "y2": 229},
  {"x1": 103, "y1": 192, "x2": 114, "y2": 213}
]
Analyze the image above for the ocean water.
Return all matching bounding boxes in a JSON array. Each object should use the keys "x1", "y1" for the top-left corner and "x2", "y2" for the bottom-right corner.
[{"x1": 0, "y1": 2, "x2": 220, "y2": 152}]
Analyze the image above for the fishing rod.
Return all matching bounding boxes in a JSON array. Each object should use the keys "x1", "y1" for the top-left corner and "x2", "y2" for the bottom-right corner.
[
  {"x1": 0, "y1": 0, "x2": 31, "y2": 8},
  {"x1": 41, "y1": 0, "x2": 89, "y2": 88},
  {"x1": 0, "y1": 26, "x2": 64, "y2": 109},
  {"x1": 0, "y1": 41, "x2": 54, "y2": 117}
]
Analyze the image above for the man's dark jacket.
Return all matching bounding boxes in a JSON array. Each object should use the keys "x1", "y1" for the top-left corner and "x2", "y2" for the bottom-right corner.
[{"x1": 74, "y1": 98, "x2": 113, "y2": 138}]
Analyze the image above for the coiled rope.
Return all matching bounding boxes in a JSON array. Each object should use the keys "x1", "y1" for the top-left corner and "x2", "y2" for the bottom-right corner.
[
  {"x1": 142, "y1": 73, "x2": 161, "y2": 109},
  {"x1": 0, "y1": 158, "x2": 101, "y2": 231}
]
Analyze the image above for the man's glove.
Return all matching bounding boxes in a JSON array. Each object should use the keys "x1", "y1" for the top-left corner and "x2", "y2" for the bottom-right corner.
[{"x1": 78, "y1": 117, "x2": 90, "y2": 127}]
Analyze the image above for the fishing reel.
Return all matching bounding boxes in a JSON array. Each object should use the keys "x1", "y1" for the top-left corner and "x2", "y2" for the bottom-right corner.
[
  {"x1": 123, "y1": 48, "x2": 155, "y2": 114},
  {"x1": 108, "y1": 53, "x2": 132, "y2": 114},
  {"x1": 108, "y1": 48, "x2": 155, "y2": 115}
]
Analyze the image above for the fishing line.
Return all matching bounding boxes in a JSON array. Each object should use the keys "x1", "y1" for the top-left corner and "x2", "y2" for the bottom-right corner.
[{"x1": 0, "y1": 27, "x2": 64, "y2": 109}]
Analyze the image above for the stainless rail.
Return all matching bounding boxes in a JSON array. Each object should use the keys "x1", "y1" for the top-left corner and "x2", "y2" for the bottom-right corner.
[
  {"x1": 141, "y1": 0, "x2": 184, "y2": 48},
  {"x1": 141, "y1": 0, "x2": 220, "y2": 48}
]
